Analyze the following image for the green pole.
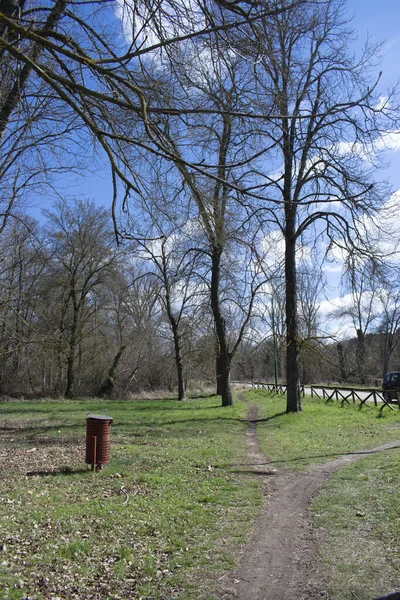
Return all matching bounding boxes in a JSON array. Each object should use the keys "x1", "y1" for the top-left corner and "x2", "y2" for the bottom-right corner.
[{"x1": 271, "y1": 297, "x2": 279, "y2": 388}]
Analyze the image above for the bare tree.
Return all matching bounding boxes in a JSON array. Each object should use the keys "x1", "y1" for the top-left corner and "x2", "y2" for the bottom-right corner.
[
  {"x1": 118, "y1": 32, "x2": 274, "y2": 406},
  {"x1": 338, "y1": 256, "x2": 380, "y2": 383},
  {"x1": 135, "y1": 235, "x2": 202, "y2": 401},
  {"x1": 297, "y1": 260, "x2": 326, "y2": 383},
  {"x1": 0, "y1": 0, "x2": 309, "y2": 229},
  {"x1": 43, "y1": 198, "x2": 119, "y2": 398},
  {"x1": 374, "y1": 268, "x2": 400, "y2": 377},
  {"x1": 0, "y1": 216, "x2": 49, "y2": 392},
  {"x1": 249, "y1": 0, "x2": 398, "y2": 410}
]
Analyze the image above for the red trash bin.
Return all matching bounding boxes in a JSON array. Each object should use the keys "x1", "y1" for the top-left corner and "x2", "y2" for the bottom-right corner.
[{"x1": 85, "y1": 414, "x2": 113, "y2": 471}]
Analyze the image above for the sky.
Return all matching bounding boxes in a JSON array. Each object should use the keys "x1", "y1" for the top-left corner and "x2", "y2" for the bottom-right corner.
[{"x1": 348, "y1": 0, "x2": 400, "y2": 191}]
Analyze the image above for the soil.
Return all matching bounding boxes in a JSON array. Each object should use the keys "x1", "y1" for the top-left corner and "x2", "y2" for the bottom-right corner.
[{"x1": 219, "y1": 395, "x2": 400, "y2": 600}]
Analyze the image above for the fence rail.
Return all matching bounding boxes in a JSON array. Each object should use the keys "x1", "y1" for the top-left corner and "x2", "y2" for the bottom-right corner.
[
  {"x1": 310, "y1": 385, "x2": 389, "y2": 407},
  {"x1": 249, "y1": 381, "x2": 305, "y2": 396},
  {"x1": 235, "y1": 381, "x2": 398, "y2": 412}
]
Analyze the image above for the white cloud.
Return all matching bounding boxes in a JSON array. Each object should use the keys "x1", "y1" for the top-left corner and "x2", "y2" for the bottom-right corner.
[
  {"x1": 322, "y1": 263, "x2": 342, "y2": 274},
  {"x1": 115, "y1": 0, "x2": 205, "y2": 48},
  {"x1": 375, "y1": 96, "x2": 389, "y2": 111},
  {"x1": 375, "y1": 130, "x2": 400, "y2": 152}
]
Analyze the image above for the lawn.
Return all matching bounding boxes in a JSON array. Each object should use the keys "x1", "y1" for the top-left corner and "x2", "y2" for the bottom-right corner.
[
  {"x1": 247, "y1": 389, "x2": 400, "y2": 599},
  {"x1": 1, "y1": 391, "x2": 400, "y2": 600},
  {"x1": 311, "y1": 448, "x2": 400, "y2": 599},
  {"x1": 0, "y1": 395, "x2": 260, "y2": 600},
  {"x1": 246, "y1": 388, "x2": 400, "y2": 469}
]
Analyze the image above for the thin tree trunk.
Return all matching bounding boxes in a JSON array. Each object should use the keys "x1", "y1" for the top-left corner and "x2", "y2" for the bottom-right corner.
[
  {"x1": 65, "y1": 303, "x2": 78, "y2": 399},
  {"x1": 337, "y1": 342, "x2": 347, "y2": 381},
  {"x1": 356, "y1": 328, "x2": 366, "y2": 384},
  {"x1": 97, "y1": 345, "x2": 126, "y2": 397},
  {"x1": 65, "y1": 346, "x2": 75, "y2": 399},
  {"x1": 172, "y1": 325, "x2": 186, "y2": 400},
  {"x1": 216, "y1": 353, "x2": 222, "y2": 395},
  {"x1": 162, "y1": 267, "x2": 186, "y2": 401}
]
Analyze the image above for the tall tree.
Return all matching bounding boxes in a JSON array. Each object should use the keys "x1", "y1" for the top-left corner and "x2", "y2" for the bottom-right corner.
[
  {"x1": 118, "y1": 26, "x2": 276, "y2": 406},
  {"x1": 339, "y1": 256, "x2": 380, "y2": 383},
  {"x1": 136, "y1": 235, "x2": 200, "y2": 401},
  {"x1": 250, "y1": 0, "x2": 398, "y2": 411},
  {"x1": 374, "y1": 268, "x2": 400, "y2": 377},
  {"x1": 43, "y1": 198, "x2": 119, "y2": 398}
]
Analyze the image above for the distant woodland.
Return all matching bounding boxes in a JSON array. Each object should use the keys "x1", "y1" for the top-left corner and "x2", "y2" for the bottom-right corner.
[{"x1": 0, "y1": 199, "x2": 398, "y2": 398}]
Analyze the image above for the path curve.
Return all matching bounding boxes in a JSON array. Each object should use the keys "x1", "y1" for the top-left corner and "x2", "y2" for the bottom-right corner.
[{"x1": 220, "y1": 394, "x2": 400, "y2": 600}]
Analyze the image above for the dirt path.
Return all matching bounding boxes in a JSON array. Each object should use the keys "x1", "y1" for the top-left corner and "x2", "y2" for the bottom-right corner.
[{"x1": 220, "y1": 396, "x2": 400, "y2": 600}]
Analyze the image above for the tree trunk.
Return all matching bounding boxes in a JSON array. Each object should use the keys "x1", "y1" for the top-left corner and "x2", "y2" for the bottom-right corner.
[
  {"x1": 218, "y1": 351, "x2": 233, "y2": 407},
  {"x1": 381, "y1": 332, "x2": 394, "y2": 378},
  {"x1": 163, "y1": 275, "x2": 186, "y2": 401},
  {"x1": 65, "y1": 303, "x2": 78, "y2": 399},
  {"x1": 216, "y1": 353, "x2": 222, "y2": 395},
  {"x1": 356, "y1": 328, "x2": 366, "y2": 384},
  {"x1": 97, "y1": 345, "x2": 126, "y2": 397},
  {"x1": 172, "y1": 326, "x2": 186, "y2": 401},
  {"x1": 65, "y1": 350, "x2": 75, "y2": 399},
  {"x1": 337, "y1": 342, "x2": 347, "y2": 381},
  {"x1": 211, "y1": 244, "x2": 233, "y2": 406},
  {"x1": 285, "y1": 233, "x2": 302, "y2": 412}
]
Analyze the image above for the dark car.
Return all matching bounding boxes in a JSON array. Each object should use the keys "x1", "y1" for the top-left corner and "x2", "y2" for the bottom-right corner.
[{"x1": 382, "y1": 372, "x2": 400, "y2": 402}]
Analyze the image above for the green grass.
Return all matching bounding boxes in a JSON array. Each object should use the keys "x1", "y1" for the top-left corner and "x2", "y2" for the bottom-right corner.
[
  {"x1": 0, "y1": 395, "x2": 260, "y2": 599},
  {"x1": 246, "y1": 389, "x2": 400, "y2": 469},
  {"x1": 311, "y1": 449, "x2": 400, "y2": 599},
  {"x1": 2, "y1": 391, "x2": 400, "y2": 599},
  {"x1": 247, "y1": 390, "x2": 400, "y2": 598}
]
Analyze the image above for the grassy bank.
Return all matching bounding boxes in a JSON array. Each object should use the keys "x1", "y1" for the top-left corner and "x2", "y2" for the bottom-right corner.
[
  {"x1": 246, "y1": 389, "x2": 400, "y2": 469},
  {"x1": 311, "y1": 449, "x2": 400, "y2": 599},
  {"x1": 2, "y1": 391, "x2": 400, "y2": 600},
  {"x1": 247, "y1": 389, "x2": 400, "y2": 599},
  {"x1": 0, "y1": 395, "x2": 260, "y2": 600}
]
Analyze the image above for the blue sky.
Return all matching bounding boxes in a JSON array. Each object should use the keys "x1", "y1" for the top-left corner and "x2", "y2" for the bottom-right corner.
[
  {"x1": 349, "y1": 0, "x2": 400, "y2": 187},
  {"x1": 28, "y1": 0, "x2": 400, "y2": 216}
]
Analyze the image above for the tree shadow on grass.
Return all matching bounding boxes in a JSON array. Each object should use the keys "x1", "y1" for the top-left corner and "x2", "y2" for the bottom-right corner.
[
  {"x1": 26, "y1": 467, "x2": 89, "y2": 477},
  {"x1": 232, "y1": 445, "x2": 400, "y2": 473},
  {"x1": 240, "y1": 411, "x2": 287, "y2": 424}
]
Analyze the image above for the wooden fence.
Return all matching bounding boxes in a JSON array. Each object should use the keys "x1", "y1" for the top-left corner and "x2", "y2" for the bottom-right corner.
[
  {"x1": 309, "y1": 385, "x2": 396, "y2": 411},
  {"x1": 240, "y1": 381, "x2": 398, "y2": 412},
  {"x1": 249, "y1": 381, "x2": 305, "y2": 396}
]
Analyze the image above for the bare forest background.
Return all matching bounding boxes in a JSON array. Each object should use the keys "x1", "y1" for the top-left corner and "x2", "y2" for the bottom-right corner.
[
  {"x1": 1, "y1": 198, "x2": 400, "y2": 399},
  {"x1": 1, "y1": 0, "x2": 400, "y2": 408}
]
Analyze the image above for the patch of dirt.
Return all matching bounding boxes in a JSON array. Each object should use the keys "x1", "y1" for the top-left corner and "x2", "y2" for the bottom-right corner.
[
  {"x1": 220, "y1": 395, "x2": 400, "y2": 600},
  {"x1": 0, "y1": 441, "x2": 86, "y2": 476}
]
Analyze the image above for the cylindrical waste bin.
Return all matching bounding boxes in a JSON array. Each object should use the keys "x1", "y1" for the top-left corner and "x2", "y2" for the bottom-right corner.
[{"x1": 85, "y1": 414, "x2": 113, "y2": 471}]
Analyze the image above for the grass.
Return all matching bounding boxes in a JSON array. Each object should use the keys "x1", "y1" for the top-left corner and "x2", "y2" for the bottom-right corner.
[
  {"x1": 247, "y1": 389, "x2": 400, "y2": 599},
  {"x1": 246, "y1": 389, "x2": 400, "y2": 469},
  {"x1": 311, "y1": 449, "x2": 400, "y2": 599},
  {"x1": 0, "y1": 395, "x2": 260, "y2": 600},
  {"x1": 1, "y1": 390, "x2": 400, "y2": 599}
]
